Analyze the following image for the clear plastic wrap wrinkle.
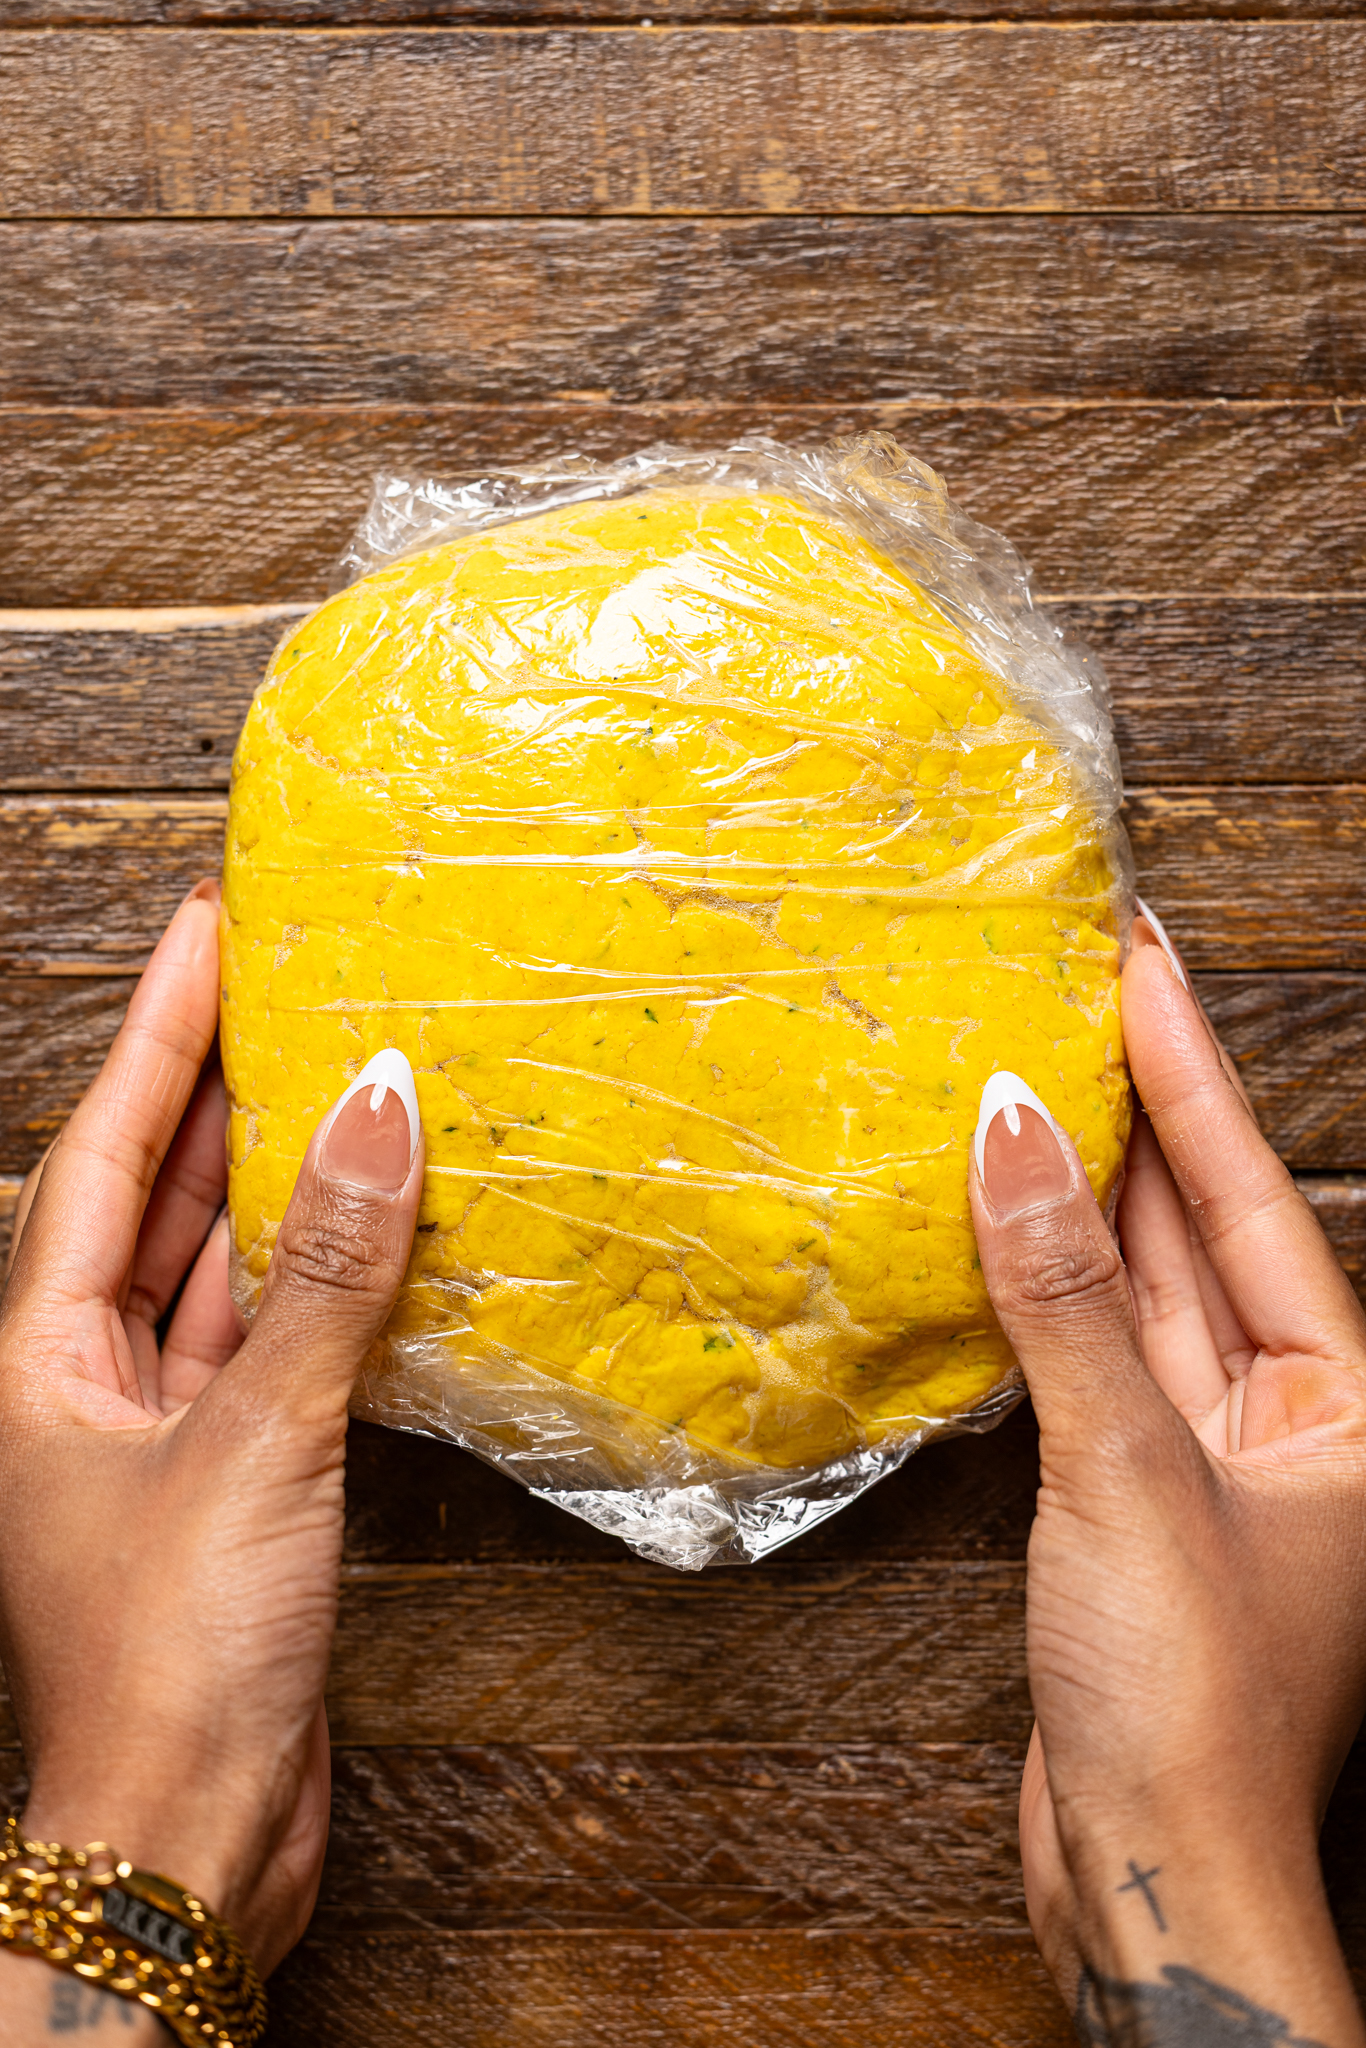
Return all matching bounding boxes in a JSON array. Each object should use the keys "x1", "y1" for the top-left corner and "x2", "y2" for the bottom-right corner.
[{"x1": 221, "y1": 432, "x2": 1135, "y2": 1569}]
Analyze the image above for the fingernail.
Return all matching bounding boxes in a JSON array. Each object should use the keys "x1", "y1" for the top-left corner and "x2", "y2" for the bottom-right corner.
[
  {"x1": 1133, "y1": 896, "x2": 1188, "y2": 989},
  {"x1": 320, "y1": 1049, "x2": 421, "y2": 1190},
  {"x1": 973, "y1": 1071, "x2": 1072, "y2": 1219},
  {"x1": 180, "y1": 876, "x2": 221, "y2": 909}
]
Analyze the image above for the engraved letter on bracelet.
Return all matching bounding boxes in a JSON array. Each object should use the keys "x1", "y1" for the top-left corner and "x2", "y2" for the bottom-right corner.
[{"x1": 100, "y1": 1887, "x2": 195, "y2": 1966}]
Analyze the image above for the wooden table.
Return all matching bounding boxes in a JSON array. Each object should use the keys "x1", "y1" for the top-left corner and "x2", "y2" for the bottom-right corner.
[{"x1": 2, "y1": 2, "x2": 1365, "y2": 2039}]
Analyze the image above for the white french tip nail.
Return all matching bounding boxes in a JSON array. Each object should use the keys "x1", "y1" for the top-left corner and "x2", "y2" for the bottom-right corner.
[
  {"x1": 326, "y1": 1048, "x2": 421, "y2": 1160},
  {"x1": 973, "y1": 1070, "x2": 1069, "y2": 1183},
  {"x1": 1134, "y1": 896, "x2": 1188, "y2": 990}
]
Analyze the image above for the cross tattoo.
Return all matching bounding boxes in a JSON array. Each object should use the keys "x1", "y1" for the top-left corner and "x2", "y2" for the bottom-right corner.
[{"x1": 1116, "y1": 1859, "x2": 1167, "y2": 1933}]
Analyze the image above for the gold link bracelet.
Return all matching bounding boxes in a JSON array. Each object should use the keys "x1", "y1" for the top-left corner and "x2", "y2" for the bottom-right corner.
[{"x1": 0, "y1": 1817, "x2": 266, "y2": 2046}]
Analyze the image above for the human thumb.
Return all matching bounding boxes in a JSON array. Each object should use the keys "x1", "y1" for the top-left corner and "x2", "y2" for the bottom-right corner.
[
  {"x1": 222, "y1": 1050, "x2": 424, "y2": 1425},
  {"x1": 968, "y1": 1071, "x2": 1165, "y2": 1450}
]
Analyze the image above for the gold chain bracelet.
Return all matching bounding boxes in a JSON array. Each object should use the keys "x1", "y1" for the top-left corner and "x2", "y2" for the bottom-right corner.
[{"x1": 0, "y1": 1817, "x2": 266, "y2": 2046}]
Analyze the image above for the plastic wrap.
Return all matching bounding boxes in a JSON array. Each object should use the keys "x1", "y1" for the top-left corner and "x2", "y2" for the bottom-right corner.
[{"x1": 221, "y1": 433, "x2": 1134, "y2": 1571}]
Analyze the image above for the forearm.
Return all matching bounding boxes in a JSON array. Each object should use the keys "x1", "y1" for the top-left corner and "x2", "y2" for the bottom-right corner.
[
  {"x1": 0, "y1": 1948, "x2": 163, "y2": 2043},
  {"x1": 1065, "y1": 1825, "x2": 1366, "y2": 2047}
]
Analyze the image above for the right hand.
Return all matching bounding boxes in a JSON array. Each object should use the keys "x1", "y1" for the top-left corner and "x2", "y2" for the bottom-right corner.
[{"x1": 970, "y1": 915, "x2": 1366, "y2": 2042}]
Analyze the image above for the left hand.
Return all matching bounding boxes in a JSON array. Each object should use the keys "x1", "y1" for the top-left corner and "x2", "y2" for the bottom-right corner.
[{"x1": 0, "y1": 879, "x2": 423, "y2": 1998}]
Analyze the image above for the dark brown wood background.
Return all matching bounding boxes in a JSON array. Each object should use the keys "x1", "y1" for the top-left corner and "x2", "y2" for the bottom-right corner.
[{"x1": 2, "y1": 0, "x2": 1365, "y2": 2036}]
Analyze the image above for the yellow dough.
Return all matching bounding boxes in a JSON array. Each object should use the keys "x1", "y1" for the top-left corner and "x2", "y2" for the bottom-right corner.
[{"x1": 222, "y1": 486, "x2": 1130, "y2": 1473}]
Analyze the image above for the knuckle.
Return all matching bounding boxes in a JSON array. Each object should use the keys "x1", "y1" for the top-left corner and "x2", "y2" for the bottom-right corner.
[
  {"x1": 1008, "y1": 1231, "x2": 1125, "y2": 1317},
  {"x1": 275, "y1": 1216, "x2": 395, "y2": 1301}
]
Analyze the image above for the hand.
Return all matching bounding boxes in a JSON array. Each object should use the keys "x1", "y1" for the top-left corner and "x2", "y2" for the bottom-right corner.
[
  {"x1": 970, "y1": 913, "x2": 1366, "y2": 2043},
  {"x1": 0, "y1": 882, "x2": 423, "y2": 2023}
]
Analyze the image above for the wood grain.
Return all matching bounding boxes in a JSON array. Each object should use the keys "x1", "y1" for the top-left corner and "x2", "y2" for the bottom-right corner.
[
  {"x1": 1197, "y1": 977, "x2": 1366, "y2": 1170},
  {"x1": 1071, "y1": 597, "x2": 1366, "y2": 785},
  {"x1": 10, "y1": 217, "x2": 1366, "y2": 407},
  {"x1": 3, "y1": 403, "x2": 1364, "y2": 608},
  {"x1": 4, "y1": 0, "x2": 1361, "y2": 27},
  {"x1": 1124, "y1": 787, "x2": 1366, "y2": 971},
  {"x1": 0, "y1": 798, "x2": 226, "y2": 973},
  {"x1": 263, "y1": 1928, "x2": 1071, "y2": 2048},
  {"x1": 1302, "y1": 1179, "x2": 1366, "y2": 1298},
  {"x1": 1, "y1": 2, "x2": 1362, "y2": 2038},
  {"x1": 0, "y1": 975, "x2": 140, "y2": 1170},
  {"x1": 0, "y1": 609, "x2": 297, "y2": 790},
  {"x1": 6, "y1": 789, "x2": 1365, "y2": 975},
  {"x1": 0, "y1": 1561, "x2": 1029, "y2": 1750},
  {"x1": 0, "y1": 1737, "x2": 1025, "y2": 1934},
  {"x1": 307, "y1": 1730, "x2": 1366, "y2": 1937},
  {"x1": 7, "y1": 598, "x2": 1366, "y2": 792},
  {"x1": 315, "y1": 1741, "x2": 1026, "y2": 1932},
  {"x1": 4, "y1": 27, "x2": 1366, "y2": 220},
  {"x1": 322, "y1": 1561, "x2": 1030, "y2": 1746}
]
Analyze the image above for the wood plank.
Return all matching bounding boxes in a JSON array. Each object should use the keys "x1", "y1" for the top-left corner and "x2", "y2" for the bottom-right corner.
[
  {"x1": 3, "y1": 27, "x2": 1366, "y2": 220},
  {"x1": 0, "y1": 609, "x2": 295, "y2": 791},
  {"x1": 322, "y1": 1562, "x2": 1029, "y2": 1746},
  {"x1": 311, "y1": 1726, "x2": 1366, "y2": 1936},
  {"x1": 2, "y1": 403, "x2": 1364, "y2": 608},
  {"x1": 0, "y1": 1742, "x2": 1033, "y2": 1933},
  {"x1": 14, "y1": 1732, "x2": 1366, "y2": 1965},
  {"x1": 1197, "y1": 977, "x2": 1366, "y2": 1171},
  {"x1": 0, "y1": 975, "x2": 137, "y2": 1171},
  {"x1": 6, "y1": 788, "x2": 1365, "y2": 975},
  {"x1": 3, "y1": 970, "x2": 1362, "y2": 1180},
  {"x1": 1302, "y1": 1179, "x2": 1366, "y2": 1299},
  {"x1": 6, "y1": 597, "x2": 1366, "y2": 793},
  {"x1": 9, "y1": 217, "x2": 1366, "y2": 408},
  {"x1": 316, "y1": 1741, "x2": 1025, "y2": 1933},
  {"x1": 3, "y1": 0, "x2": 1360, "y2": 27},
  {"x1": 0, "y1": 797, "x2": 226, "y2": 973},
  {"x1": 263, "y1": 1928, "x2": 1070, "y2": 2048},
  {"x1": 0, "y1": 1561, "x2": 1029, "y2": 1750},
  {"x1": 1073, "y1": 597, "x2": 1366, "y2": 786},
  {"x1": 0, "y1": 1170, "x2": 1359, "y2": 1559},
  {"x1": 309, "y1": 1729, "x2": 1366, "y2": 1937},
  {"x1": 1124, "y1": 787, "x2": 1366, "y2": 972}
]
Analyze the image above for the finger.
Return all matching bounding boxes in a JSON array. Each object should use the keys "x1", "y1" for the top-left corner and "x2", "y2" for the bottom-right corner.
[
  {"x1": 211, "y1": 1050, "x2": 424, "y2": 1429},
  {"x1": 159, "y1": 1211, "x2": 243, "y2": 1412},
  {"x1": 1133, "y1": 899, "x2": 1256, "y2": 1120},
  {"x1": 1118, "y1": 1110, "x2": 1238, "y2": 1426},
  {"x1": 1123, "y1": 941, "x2": 1366, "y2": 1360},
  {"x1": 118, "y1": 1060, "x2": 228, "y2": 1414},
  {"x1": 1018, "y1": 1727, "x2": 1068, "y2": 1955},
  {"x1": 4, "y1": 1142, "x2": 55, "y2": 1280},
  {"x1": 7, "y1": 882, "x2": 222, "y2": 1311},
  {"x1": 968, "y1": 1071, "x2": 1181, "y2": 1456},
  {"x1": 122, "y1": 1059, "x2": 229, "y2": 1329}
]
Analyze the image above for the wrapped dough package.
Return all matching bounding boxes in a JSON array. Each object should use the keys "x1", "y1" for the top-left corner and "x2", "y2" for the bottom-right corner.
[{"x1": 222, "y1": 434, "x2": 1134, "y2": 1569}]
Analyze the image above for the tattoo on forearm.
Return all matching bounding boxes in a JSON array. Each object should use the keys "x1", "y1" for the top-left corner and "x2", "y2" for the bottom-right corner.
[
  {"x1": 1076, "y1": 1963, "x2": 1330, "y2": 2047},
  {"x1": 1116, "y1": 1860, "x2": 1167, "y2": 1933},
  {"x1": 47, "y1": 1978, "x2": 136, "y2": 2032}
]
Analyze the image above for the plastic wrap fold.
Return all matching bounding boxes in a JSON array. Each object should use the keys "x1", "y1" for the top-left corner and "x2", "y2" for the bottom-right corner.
[{"x1": 221, "y1": 434, "x2": 1134, "y2": 1571}]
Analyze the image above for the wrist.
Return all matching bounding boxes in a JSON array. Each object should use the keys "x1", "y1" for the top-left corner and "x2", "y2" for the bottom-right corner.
[
  {"x1": 1, "y1": 1804, "x2": 270, "y2": 2045},
  {"x1": 19, "y1": 1779, "x2": 251, "y2": 1930},
  {"x1": 1067, "y1": 1823, "x2": 1364, "y2": 2044}
]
